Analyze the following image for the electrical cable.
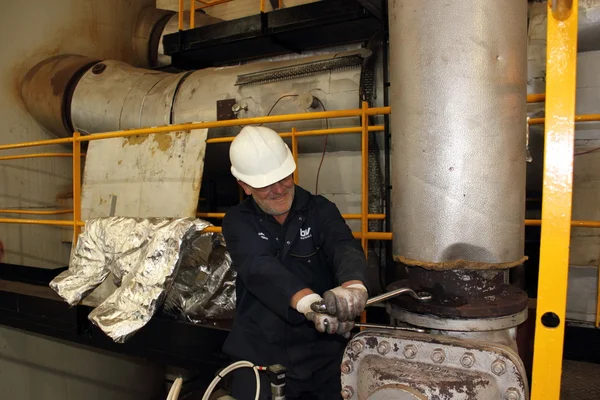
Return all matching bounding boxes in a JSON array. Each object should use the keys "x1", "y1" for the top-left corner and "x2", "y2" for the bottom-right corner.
[
  {"x1": 575, "y1": 147, "x2": 600, "y2": 156},
  {"x1": 259, "y1": 94, "x2": 300, "y2": 126},
  {"x1": 314, "y1": 97, "x2": 329, "y2": 195},
  {"x1": 166, "y1": 377, "x2": 183, "y2": 400},
  {"x1": 201, "y1": 361, "x2": 263, "y2": 400}
]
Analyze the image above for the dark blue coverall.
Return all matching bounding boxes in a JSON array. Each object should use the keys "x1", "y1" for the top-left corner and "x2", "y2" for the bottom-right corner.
[{"x1": 222, "y1": 185, "x2": 367, "y2": 399}]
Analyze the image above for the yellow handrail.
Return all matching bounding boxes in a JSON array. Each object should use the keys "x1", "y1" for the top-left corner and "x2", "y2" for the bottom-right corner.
[{"x1": 0, "y1": 209, "x2": 73, "y2": 215}]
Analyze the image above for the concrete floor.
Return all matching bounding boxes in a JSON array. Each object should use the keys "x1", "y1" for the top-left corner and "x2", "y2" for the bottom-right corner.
[{"x1": 561, "y1": 360, "x2": 600, "y2": 399}]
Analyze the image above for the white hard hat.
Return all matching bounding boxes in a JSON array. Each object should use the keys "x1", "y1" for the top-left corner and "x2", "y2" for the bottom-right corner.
[{"x1": 230, "y1": 126, "x2": 297, "y2": 188}]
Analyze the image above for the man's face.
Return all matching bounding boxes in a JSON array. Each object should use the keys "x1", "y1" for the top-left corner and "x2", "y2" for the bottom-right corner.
[{"x1": 239, "y1": 175, "x2": 295, "y2": 216}]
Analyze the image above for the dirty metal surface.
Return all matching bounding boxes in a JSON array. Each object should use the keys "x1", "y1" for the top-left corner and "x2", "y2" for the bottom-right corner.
[
  {"x1": 340, "y1": 330, "x2": 528, "y2": 400},
  {"x1": 20, "y1": 55, "x2": 98, "y2": 137},
  {"x1": 389, "y1": 276, "x2": 528, "y2": 318},
  {"x1": 216, "y1": 99, "x2": 237, "y2": 121},
  {"x1": 561, "y1": 360, "x2": 600, "y2": 400},
  {"x1": 388, "y1": 305, "x2": 528, "y2": 332}
]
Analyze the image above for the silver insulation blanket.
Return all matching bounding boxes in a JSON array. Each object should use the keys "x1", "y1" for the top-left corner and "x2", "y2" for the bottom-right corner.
[{"x1": 50, "y1": 217, "x2": 235, "y2": 343}]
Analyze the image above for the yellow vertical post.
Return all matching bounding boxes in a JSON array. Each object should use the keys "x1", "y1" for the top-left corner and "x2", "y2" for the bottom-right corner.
[
  {"x1": 278, "y1": 0, "x2": 283, "y2": 9},
  {"x1": 531, "y1": 1, "x2": 578, "y2": 399},
  {"x1": 360, "y1": 101, "x2": 369, "y2": 256},
  {"x1": 260, "y1": 0, "x2": 265, "y2": 13},
  {"x1": 360, "y1": 102, "x2": 369, "y2": 327},
  {"x1": 291, "y1": 127, "x2": 299, "y2": 184},
  {"x1": 72, "y1": 132, "x2": 82, "y2": 245},
  {"x1": 190, "y1": 0, "x2": 195, "y2": 28},
  {"x1": 179, "y1": 0, "x2": 184, "y2": 30}
]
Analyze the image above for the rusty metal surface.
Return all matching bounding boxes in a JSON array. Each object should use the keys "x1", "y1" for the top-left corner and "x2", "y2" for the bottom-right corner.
[
  {"x1": 20, "y1": 55, "x2": 98, "y2": 138},
  {"x1": 388, "y1": 278, "x2": 528, "y2": 319},
  {"x1": 341, "y1": 330, "x2": 529, "y2": 400}
]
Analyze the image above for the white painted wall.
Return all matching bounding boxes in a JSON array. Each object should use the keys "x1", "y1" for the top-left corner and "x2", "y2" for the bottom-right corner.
[{"x1": 0, "y1": 1, "x2": 165, "y2": 398}]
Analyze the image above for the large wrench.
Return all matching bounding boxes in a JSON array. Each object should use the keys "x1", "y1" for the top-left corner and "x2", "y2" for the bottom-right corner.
[{"x1": 310, "y1": 287, "x2": 432, "y2": 314}]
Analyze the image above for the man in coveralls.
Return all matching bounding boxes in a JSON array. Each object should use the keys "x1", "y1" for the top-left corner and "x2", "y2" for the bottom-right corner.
[{"x1": 222, "y1": 126, "x2": 369, "y2": 399}]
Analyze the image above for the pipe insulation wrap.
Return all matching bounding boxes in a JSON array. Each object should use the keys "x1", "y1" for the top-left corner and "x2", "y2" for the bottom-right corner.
[{"x1": 389, "y1": 0, "x2": 527, "y2": 265}]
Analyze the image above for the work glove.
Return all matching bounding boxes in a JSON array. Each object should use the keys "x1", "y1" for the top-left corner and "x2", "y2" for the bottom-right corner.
[
  {"x1": 322, "y1": 284, "x2": 368, "y2": 322},
  {"x1": 295, "y1": 293, "x2": 354, "y2": 337},
  {"x1": 306, "y1": 312, "x2": 354, "y2": 338}
]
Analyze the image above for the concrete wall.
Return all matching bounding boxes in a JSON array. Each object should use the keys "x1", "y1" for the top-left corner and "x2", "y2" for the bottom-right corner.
[
  {"x1": 0, "y1": 2, "x2": 166, "y2": 399},
  {"x1": 0, "y1": 326, "x2": 163, "y2": 400}
]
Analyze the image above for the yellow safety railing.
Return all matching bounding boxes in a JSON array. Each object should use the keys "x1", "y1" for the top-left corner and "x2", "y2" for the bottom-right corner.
[
  {"x1": 0, "y1": 103, "x2": 390, "y2": 249},
  {"x1": 180, "y1": 0, "x2": 284, "y2": 30}
]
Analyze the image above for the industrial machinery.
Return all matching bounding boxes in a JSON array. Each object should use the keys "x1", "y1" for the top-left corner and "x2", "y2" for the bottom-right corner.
[{"x1": 5, "y1": 0, "x2": 593, "y2": 399}]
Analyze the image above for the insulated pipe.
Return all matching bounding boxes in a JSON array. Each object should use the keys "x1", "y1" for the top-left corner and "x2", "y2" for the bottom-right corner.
[
  {"x1": 389, "y1": 0, "x2": 527, "y2": 267},
  {"x1": 387, "y1": 0, "x2": 528, "y2": 328}
]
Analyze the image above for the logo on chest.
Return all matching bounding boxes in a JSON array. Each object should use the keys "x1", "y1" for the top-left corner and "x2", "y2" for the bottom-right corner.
[
  {"x1": 257, "y1": 232, "x2": 269, "y2": 241},
  {"x1": 299, "y1": 227, "x2": 312, "y2": 240}
]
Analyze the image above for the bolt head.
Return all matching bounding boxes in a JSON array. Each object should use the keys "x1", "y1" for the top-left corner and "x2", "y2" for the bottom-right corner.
[
  {"x1": 403, "y1": 344, "x2": 417, "y2": 359},
  {"x1": 460, "y1": 352, "x2": 475, "y2": 368},
  {"x1": 431, "y1": 349, "x2": 445, "y2": 364},
  {"x1": 492, "y1": 359, "x2": 507, "y2": 376},
  {"x1": 504, "y1": 388, "x2": 520, "y2": 400},
  {"x1": 351, "y1": 340, "x2": 364, "y2": 354},
  {"x1": 377, "y1": 341, "x2": 391, "y2": 355},
  {"x1": 341, "y1": 386, "x2": 354, "y2": 399},
  {"x1": 341, "y1": 360, "x2": 354, "y2": 375}
]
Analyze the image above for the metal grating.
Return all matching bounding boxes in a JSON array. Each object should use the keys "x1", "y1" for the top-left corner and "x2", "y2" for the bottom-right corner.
[
  {"x1": 234, "y1": 54, "x2": 364, "y2": 86},
  {"x1": 561, "y1": 360, "x2": 600, "y2": 399}
]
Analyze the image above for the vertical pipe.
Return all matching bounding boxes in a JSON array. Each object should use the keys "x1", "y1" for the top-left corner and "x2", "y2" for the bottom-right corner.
[
  {"x1": 190, "y1": 0, "x2": 195, "y2": 28},
  {"x1": 531, "y1": 1, "x2": 578, "y2": 399},
  {"x1": 178, "y1": 0, "x2": 184, "y2": 30},
  {"x1": 72, "y1": 132, "x2": 82, "y2": 245},
  {"x1": 382, "y1": 0, "x2": 392, "y2": 287},
  {"x1": 361, "y1": 101, "x2": 369, "y2": 256},
  {"x1": 292, "y1": 127, "x2": 299, "y2": 184}
]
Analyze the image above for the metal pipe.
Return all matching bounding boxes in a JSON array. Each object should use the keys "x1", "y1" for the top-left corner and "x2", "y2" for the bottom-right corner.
[
  {"x1": 361, "y1": 101, "x2": 369, "y2": 255},
  {"x1": 73, "y1": 132, "x2": 82, "y2": 244},
  {"x1": 0, "y1": 153, "x2": 83, "y2": 161},
  {"x1": 529, "y1": 113, "x2": 600, "y2": 125},
  {"x1": 291, "y1": 127, "x2": 299, "y2": 184},
  {"x1": 525, "y1": 219, "x2": 600, "y2": 228},
  {"x1": 178, "y1": 0, "x2": 184, "y2": 30},
  {"x1": 0, "y1": 218, "x2": 84, "y2": 226},
  {"x1": 0, "y1": 108, "x2": 389, "y2": 152},
  {"x1": 527, "y1": 93, "x2": 546, "y2": 103},
  {"x1": 206, "y1": 125, "x2": 384, "y2": 143},
  {"x1": 190, "y1": 0, "x2": 195, "y2": 28},
  {"x1": 0, "y1": 209, "x2": 72, "y2": 215},
  {"x1": 0, "y1": 137, "x2": 73, "y2": 151},
  {"x1": 78, "y1": 108, "x2": 391, "y2": 143},
  {"x1": 196, "y1": 212, "x2": 386, "y2": 220}
]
